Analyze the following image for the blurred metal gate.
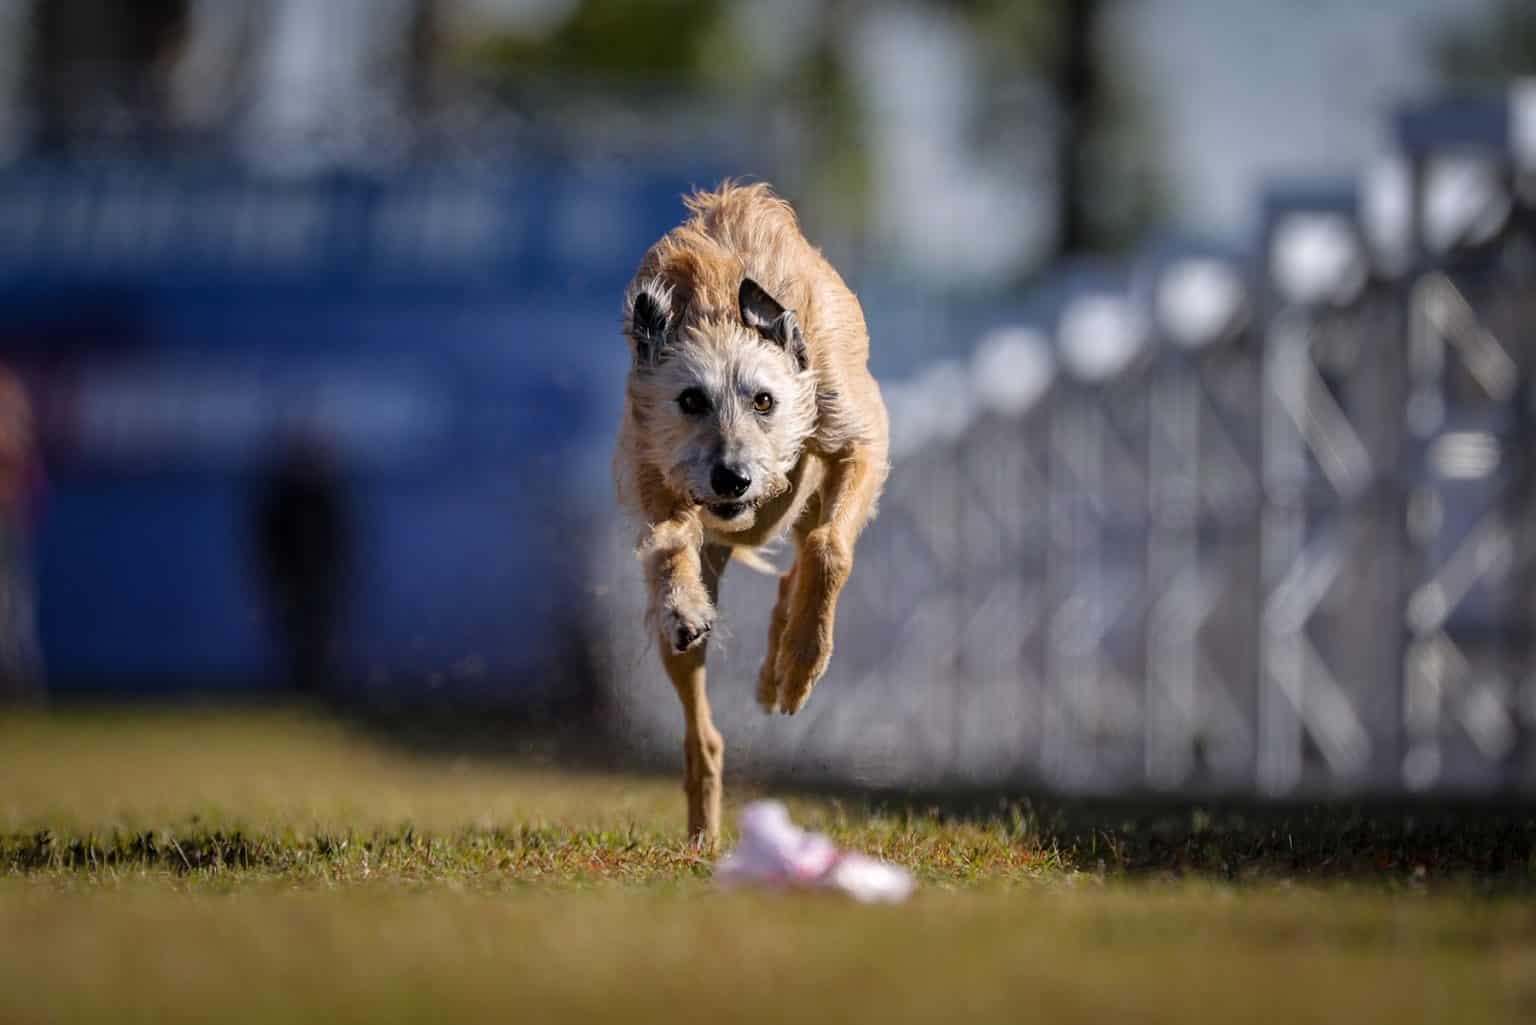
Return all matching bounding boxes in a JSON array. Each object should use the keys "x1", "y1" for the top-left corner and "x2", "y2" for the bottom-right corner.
[{"x1": 597, "y1": 86, "x2": 1536, "y2": 797}]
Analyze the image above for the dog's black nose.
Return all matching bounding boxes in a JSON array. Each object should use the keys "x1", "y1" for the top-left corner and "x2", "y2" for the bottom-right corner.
[{"x1": 710, "y1": 463, "x2": 751, "y2": 499}]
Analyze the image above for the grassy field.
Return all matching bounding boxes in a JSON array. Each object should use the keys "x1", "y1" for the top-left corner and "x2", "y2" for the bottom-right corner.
[{"x1": 4, "y1": 707, "x2": 1536, "y2": 1023}]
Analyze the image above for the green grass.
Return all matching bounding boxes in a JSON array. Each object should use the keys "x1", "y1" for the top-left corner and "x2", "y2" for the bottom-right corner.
[{"x1": 4, "y1": 707, "x2": 1536, "y2": 1023}]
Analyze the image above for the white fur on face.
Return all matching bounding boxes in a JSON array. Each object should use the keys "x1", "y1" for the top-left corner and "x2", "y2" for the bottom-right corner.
[{"x1": 630, "y1": 319, "x2": 816, "y2": 532}]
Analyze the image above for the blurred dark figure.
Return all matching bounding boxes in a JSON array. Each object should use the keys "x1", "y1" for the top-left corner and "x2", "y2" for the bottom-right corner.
[
  {"x1": 255, "y1": 438, "x2": 354, "y2": 698},
  {"x1": 0, "y1": 367, "x2": 43, "y2": 704}
]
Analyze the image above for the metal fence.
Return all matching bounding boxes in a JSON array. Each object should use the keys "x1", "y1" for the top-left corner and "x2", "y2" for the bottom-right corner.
[{"x1": 596, "y1": 86, "x2": 1536, "y2": 797}]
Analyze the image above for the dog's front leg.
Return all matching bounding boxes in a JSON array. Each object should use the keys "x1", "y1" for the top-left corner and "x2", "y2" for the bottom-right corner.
[
  {"x1": 663, "y1": 542, "x2": 731, "y2": 849},
  {"x1": 641, "y1": 512, "x2": 729, "y2": 847},
  {"x1": 772, "y1": 443, "x2": 885, "y2": 714},
  {"x1": 642, "y1": 510, "x2": 715, "y2": 655},
  {"x1": 660, "y1": 618, "x2": 724, "y2": 849}
]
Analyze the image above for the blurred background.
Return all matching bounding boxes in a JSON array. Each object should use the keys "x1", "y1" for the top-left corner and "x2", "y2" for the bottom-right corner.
[{"x1": 2, "y1": 0, "x2": 1535, "y2": 797}]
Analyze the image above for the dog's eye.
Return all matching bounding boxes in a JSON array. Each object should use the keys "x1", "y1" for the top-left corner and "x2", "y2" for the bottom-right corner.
[
  {"x1": 677, "y1": 389, "x2": 710, "y2": 416},
  {"x1": 753, "y1": 392, "x2": 775, "y2": 414}
]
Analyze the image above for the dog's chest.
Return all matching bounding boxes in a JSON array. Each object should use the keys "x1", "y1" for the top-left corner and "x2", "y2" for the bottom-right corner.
[{"x1": 708, "y1": 451, "x2": 826, "y2": 549}]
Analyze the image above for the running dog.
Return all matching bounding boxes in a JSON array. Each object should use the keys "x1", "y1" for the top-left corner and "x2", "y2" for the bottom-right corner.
[{"x1": 615, "y1": 181, "x2": 889, "y2": 848}]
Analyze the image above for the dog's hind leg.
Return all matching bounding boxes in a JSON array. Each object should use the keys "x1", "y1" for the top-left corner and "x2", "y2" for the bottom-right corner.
[
  {"x1": 661, "y1": 542, "x2": 731, "y2": 849},
  {"x1": 756, "y1": 505, "x2": 818, "y2": 714},
  {"x1": 755, "y1": 569, "x2": 794, "y2": 714},
  {"x1": 774, "y1": 443, "x2": 885, "y2": 714}
]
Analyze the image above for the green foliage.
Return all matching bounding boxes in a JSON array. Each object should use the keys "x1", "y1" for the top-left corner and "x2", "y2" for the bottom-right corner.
[
  {"x1": 450, "y1": 0, "x2": 1163, "y2": 267},
  {"x1": 460, "y1": 0, "x2": 729, "y2": 81},
  {"x1": 945, "y1": 0, "x2": 1065, "y2": 76},
  {"x1": 946, "y1": 0, "x2": 1167, "y2": 257},
  {"x1": 1432, "y1": 0, "x2": 1536, "y2": 86}
]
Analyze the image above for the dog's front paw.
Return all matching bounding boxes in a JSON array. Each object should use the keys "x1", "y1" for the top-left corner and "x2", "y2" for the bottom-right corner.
[
  {"x1": 772, "y1": 610, "x2": 833, "y2": 715},
  {"x1": 662, "y1": 599, "x2": 716, "y2": 655}
]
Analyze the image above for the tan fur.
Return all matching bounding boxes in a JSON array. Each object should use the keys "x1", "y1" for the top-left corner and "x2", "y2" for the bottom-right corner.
[{"x1": 614, "y1": 181, "x2": 889, "y2": 848}]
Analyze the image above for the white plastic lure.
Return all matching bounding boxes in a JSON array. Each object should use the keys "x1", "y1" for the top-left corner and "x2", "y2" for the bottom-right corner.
[{"x1": 714, "y1": 800, "x2": 916, "y2": 904}]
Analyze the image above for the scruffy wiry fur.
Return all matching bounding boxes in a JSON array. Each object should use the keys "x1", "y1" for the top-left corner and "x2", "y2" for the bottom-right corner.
[{"x1": 614, "y1": 181, "x2": 889, "y2": 849}]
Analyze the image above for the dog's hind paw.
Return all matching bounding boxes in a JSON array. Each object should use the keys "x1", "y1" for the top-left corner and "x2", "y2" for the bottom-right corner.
[
  {"x1": 772, "y1": 616, "x2": 833, "y2": 715},
  {"x1": 755, "y1": 660, "x2": 780, "y2": 715},
  {"x1": 663, "y1": 602, "x2": 715, "y2": 655},
  {"x1": 774, "y1": 663, "x2": 824, "y2": 715}
]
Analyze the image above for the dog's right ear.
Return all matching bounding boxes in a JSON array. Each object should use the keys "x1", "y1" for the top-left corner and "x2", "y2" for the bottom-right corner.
[{"x1": 626, "y1": 282, "x2": 672, "y2": 365}]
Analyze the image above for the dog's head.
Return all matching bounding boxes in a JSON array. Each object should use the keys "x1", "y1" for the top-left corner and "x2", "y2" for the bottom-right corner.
[{"x1": 624, "y1": 276, "x2": 817, "y2": 533}]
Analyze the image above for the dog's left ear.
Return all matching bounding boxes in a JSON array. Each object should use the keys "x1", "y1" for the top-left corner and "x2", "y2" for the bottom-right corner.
[{"x1": 740, "y1": 278, "x2": 808, "y2": 371}]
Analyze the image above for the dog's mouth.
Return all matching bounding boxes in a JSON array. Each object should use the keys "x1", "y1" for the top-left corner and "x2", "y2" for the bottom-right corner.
[{"x1": 708, "y1": 501, "x2": 749, "y2": 521}]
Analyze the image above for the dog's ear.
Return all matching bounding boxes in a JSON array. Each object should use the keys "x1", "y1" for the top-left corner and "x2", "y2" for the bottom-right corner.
[
  {"x1": 739, "y1": 277, "x2": 808, "y2": 371},
  {"x1": 627, "y1": 284, "x2": 672, "y2": 364}
]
